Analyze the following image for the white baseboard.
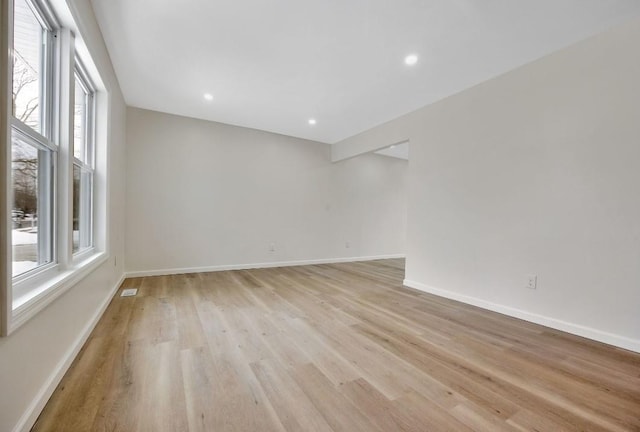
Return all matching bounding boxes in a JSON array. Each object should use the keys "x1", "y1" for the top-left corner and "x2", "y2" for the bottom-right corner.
[
  {"x1": 125, "y1": 254, "x2": 406, "y2": 278},
  {"x1": 12, "y1": 273, "x2": 126, "y2": 432},
  {"x1": 403, "y1": 279, "x2": 640, "y2": 354}
]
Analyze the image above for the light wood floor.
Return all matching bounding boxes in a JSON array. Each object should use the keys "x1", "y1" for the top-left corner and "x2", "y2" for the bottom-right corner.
[{"x1": 33, "y1": 259, "x2": 640, "y2": 431}]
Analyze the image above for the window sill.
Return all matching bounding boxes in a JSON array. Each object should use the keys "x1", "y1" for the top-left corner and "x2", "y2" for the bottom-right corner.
[{"x1": 10, "y1": 251, "x2": 109, "y2": 333}]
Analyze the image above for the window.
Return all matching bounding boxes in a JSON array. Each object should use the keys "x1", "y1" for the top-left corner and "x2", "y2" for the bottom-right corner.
[
  {"x1": 11, "y1": 128, "x2": 54, "y2": 277},
  {"x1": 11, "y1": 0, "x2": 55, "y2": 278},
  {"x1": 12, "y1": 0, "x2": 45, "y2": 133},
  {"x1": 4, "y1": 0, "x2": 108, "y2": 333},
  {"x1": 72, "y1": 69, "x2": 94, "y2": 253}
]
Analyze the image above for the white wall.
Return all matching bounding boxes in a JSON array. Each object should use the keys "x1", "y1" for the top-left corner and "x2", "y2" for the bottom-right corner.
[
  {"x1": 0, "y1": 1, "x2": 127, "y2": 431},
  {"x1": 335, "y1": 17, "x2": 640, "y2": 352},
  {"x1": 125, "y1": 107, "x2": 407, "y2": 274}
]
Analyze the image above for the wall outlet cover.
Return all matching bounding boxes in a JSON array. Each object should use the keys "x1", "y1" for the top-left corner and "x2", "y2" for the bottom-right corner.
[{"x1": 526, "y1": 274, "x2": 537, "y2": 290}]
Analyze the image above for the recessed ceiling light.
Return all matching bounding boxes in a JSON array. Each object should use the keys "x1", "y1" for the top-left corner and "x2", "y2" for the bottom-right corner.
[
  {"x1": 308, "y1": 118, "x2": 317, "y2": 125},
  {"x1": 203, "y1": 93, "x2": 214, "y2": 101},
  {"x1": 404, "y1": 54, "x2": 418, "y2": 66}
]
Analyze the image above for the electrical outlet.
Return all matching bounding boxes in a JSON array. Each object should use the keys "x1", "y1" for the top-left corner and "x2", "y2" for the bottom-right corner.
[
  {"x1": 345, "y1": 241, "x2": 350, "y2": 249},
  {"x1": 269, "y1": 243, "x2": 275, "y2": 252},
  {"x1": 526, "y1": 274, "x2": 537, "y2": 290},
  {"x1": 114, "y1": 256, "x2": 117, "y2": 267}
]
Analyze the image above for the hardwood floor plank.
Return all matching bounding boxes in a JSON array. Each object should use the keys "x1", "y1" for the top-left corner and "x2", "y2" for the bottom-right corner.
[
  {"x1": 339, "y1": 378, "x2": 434, "y2": 432},
  {"x1": 89, "y1": 339, "x2": 146, "y2": 432},
  {"x1": 251, "y1": 359, "x2": 334, "y2": 432},
  {"x1": 292, "y1": 363, "x2": 385, "y2": 432},
  {"x1": 140, "y1": 341, "x2": 190, "y2": 432},
  {"x1": 391, "y1": 390, "x2": 475, "y2": 432},
  {"x1": 450, "y1": 402, "x2": 521, "y2": 432}
]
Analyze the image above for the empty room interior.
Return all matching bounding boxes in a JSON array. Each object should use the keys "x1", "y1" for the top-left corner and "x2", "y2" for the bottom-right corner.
[{"x1": 1, "y1": 0, "x2": 640, "y2": 431}]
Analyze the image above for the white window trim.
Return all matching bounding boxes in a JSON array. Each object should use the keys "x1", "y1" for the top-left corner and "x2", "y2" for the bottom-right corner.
[
  {"x1": 1, "y1": 0, "x2": 12, "y2": 337},
  {"x1": 11, "y1": 116, "x2": 55, "y2": 150},
  {"x1": 1, "y1": 0, "x2": 110, "y2": 336},
  {"x1": 11, "y1": 251, "x2": 107, "y2": 328}
]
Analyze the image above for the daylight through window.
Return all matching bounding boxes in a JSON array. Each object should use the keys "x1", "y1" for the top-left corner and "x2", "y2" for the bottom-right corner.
[
  {"x1": 72, "y1": 69, "x2": 95, "y2": 253},
  {"x1": 11, "y1": 0, "x2": 55, "y2": 278}
]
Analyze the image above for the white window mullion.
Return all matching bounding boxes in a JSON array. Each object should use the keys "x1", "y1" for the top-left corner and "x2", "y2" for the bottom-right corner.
[
  {"x1": 79, "y1": 168, "x2": 92, "y2": 249},
  {"x1": 56, "y1": 27, "x2": 74, "y2": 268},
  {"x1": 36, "y1": 146, "x2": 53, "y2": 264},
  {"x1": 1, "y1": 0, "x2": 12, "y2": 336}
]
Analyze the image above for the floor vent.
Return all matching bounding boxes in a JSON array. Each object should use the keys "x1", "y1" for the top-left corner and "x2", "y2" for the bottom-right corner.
[{"x1": 121, "y1": 288, "x2": 138, "y2": 297}]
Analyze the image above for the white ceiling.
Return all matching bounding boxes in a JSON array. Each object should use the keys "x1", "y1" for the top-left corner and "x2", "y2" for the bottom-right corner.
[{"x1": 91, "y1": 0, "x2": 640, "y2": 144}]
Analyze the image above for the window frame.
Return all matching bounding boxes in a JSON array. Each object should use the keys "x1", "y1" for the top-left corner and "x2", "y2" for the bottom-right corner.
[
  {"x1": 10, "y1": 118, "x2": 57, "y2": 284},
  {"x1": 9, "y1": 0, "x2": 58, "y2": 282},
  {"x1": 71, "y1": 60, "x2": 95, "y2": 256},
  {"x1": 1, "y1": 0, "x2": 110, "y2": 335},
  {"x1": 12, "y1": 0, "x2": 56, "y2": 139}
]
